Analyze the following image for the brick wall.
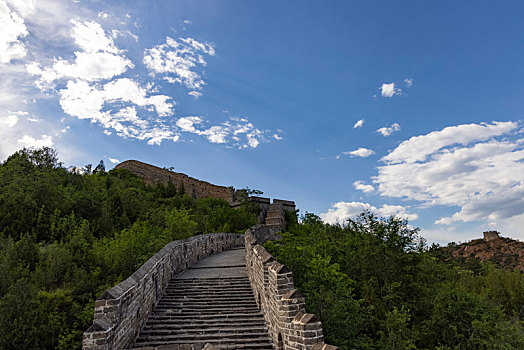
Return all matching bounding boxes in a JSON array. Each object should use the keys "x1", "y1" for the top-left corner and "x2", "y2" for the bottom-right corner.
[
  {"x1": 82, "y1": 233, "x2": 244, "y2": 350},
  {"x1": 115, "y1": 160, "x2": 236, "y2": 203},
  {"x1": 245, "y1": 226, "x2": 338, "y2": 350}
]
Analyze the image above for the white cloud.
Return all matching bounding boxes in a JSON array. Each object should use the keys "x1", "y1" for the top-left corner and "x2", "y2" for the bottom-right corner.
[
  {"x1": 1, "y1": 114, "x2": 18, "y2": 127},
  {"x1": 183, "y1": 19, "x2": 192, "y2": 24},
  {"x1": 175, "y1": 116, "x2": 271, "y2": 148},
  {"x1": 27, "y1": 20, "x2": 133, "y2": 89},
  {"x1": 404, "y1": 78, "x2": 413, "y2": 87},
  {"x1": 273, "y1": 133, "x2": 283, "y2": 140},
  {"x1": 382, "y1": 121, "x2": 516, "y2": 164},
  {"x1": 71, "y1": 19, "x2": 118, "y2": 54},
  {"x1": 381, "y1": 83, "x2": 401, "y2": 97},
  {"x1": 339, "y1": 147, "x2": 375, "y2": 158},
  {"x1": 353, "y1": 119, "x2": 364, "y2": 128},
  {"x1": 320, "y1": 201, "x2": 418, "y2": 224},
  {"x1": 17, "y1": 134, "x2": 53, "y2": 148},
  {"x1": 58, "y1": 78, "x2": 176, "y2": 144},
  {"x1": 374, "y1": 121, "x2": 524, "y2": 226},
  {"x1": 107, "y1": 157, "x2": 119, "y2": 164},
  {"x1": 176, "y1": 116, "x2": 203, "y2": 133},
  {"x1": 377, "y1": 123, "x2": 401, "y2": 136},
  {"x1": 188, "y1": 90, "x2": 202, "y2": 98},
  {"x1": 97, "y1": 11, "x2": 110, "y2": 19},
  {"x1": 143, "y1": 36, "x2": 215, "y2": 93},
  {"x1": 353, "y1": 180, "x2": 374, "y2": 193},
  {"x1": 0, "y1": 0, "x2": 28, "y2": 63}
]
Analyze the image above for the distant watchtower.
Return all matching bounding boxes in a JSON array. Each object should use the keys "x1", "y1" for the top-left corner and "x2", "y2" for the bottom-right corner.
[{"x1": 483, "y1": 231, "x2": 500, "y2": 241}]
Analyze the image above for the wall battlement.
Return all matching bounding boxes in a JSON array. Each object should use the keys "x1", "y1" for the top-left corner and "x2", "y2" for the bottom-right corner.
[
  {"x1": 115, "y1": 160, "x2": 237, "y2": 203},
  {"x1": 82, "y1": 233, "x2": 244, "y2": 349},
  {"x1": 115, "y1": 160, "x2": 296, "y2": 229},
  {"x1": 245, "y1": 226, "x2": 337, "y2": 350}
]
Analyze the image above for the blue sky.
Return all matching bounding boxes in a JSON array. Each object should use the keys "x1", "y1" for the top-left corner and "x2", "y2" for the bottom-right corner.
[{"x1": 2, "y1": 0, "x2": 524, "y2": 244}]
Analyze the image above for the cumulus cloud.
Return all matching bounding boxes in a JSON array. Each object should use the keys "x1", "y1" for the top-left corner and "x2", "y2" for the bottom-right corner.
[
  {"x1": 25, "y1": 17, "x2": 181, "y2": 146},
  {"x1": 374, "y1": 121, "x2": 524, "y2": 226},
  {"x1": 143, "y1": 36, "x2": 215, "y2": 93},
  {"x1": 175, "y1": 116, "x2": 270, "y2": 148},
  {"x1": 321, "y1": 201, "x2": 418, "y2": 224},
  {"x1": 381, "y1": 83, "x2": 401, "y2": 97},
  {"x1": 353, "y1": 119, "x2": 364, "y2": 128},
  {"x1": 27, "y1": 19, "x2": 134, "y2": 89},
  {"x1": 59, "y1": 78, "x2": 176, "y2": 144},
  {"x1": 353, "y1": 180, "x2": 374, "y2": 193},
  {"x1": 0, "y1": 0, "x2": 28, "y2": 63},
  {"x1": 17, "y1": 134, "x2": 53, "y2": 148},
  {"x1": 1, "y1": 114, "x2": 19, "y2": 127},
  {"x1": 377, "y1": 123, "x2": 401, "y2": 136},
  {"x1": 338, "y1": 147, "x2": 375, "y2": 158}
]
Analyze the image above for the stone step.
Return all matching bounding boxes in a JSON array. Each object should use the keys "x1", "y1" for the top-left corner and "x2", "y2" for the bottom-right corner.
[
  {"x1": 169, "y1": 278, "x2": 251, "y2": 284},
  {"x1": 165, "y1": 282, "x2": 252, "y2": 288},
  {"x1": 163, "y1": 291, "x2": 254, "y2": 297},
  {"x1": 172, "y1": 279, "x2": 251, "y2": 285},
  {"x1": 135, "y1": 332, "x2": 272, "y2": 344},
  {"x1": 132, "y1": 250, "x2": 273, "y2": 349},
  {"x1": 144, "y1": 319, "x2": 266, "y2": 328},
  {"x1": 147, "y1": 314, "x2": 266, "y2": 322},
  {"x1": 156, "y1": 301, "x2": 258, "y2": 308},
  {"x1": 165, "y1": 287, "x2": 253, "y2": 293},
  {"x1": 133, "y1": 341, "x2": 273, "y2": 349},
  {"x1": 161, "y1": 295, "x2": 254, "y2": 301},
  {"x1": 153, "y1": 307, "x2": 260, "y2": 315},
  {"x1": 139, "y1": 325, "x2": 268, "y2": 335}
]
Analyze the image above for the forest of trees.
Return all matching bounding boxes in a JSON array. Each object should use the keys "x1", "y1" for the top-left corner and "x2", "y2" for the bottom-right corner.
[
  {"x1": 265, "y1": 213, "x2": 524, "y2": 349},
  {"x1": 0, "y1": 148, "x2": 257, "y2": 349},
  {"x1": 2, "y1": 147, "x2": 524, "y2": 349}
]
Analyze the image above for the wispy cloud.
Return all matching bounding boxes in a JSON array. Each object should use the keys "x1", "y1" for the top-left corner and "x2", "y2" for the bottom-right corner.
[
  {"x1": 353, "y1": 119, "x2": 364, "y2": 128},
  {"x1": 143, "y1": 36, "x2": 215, "y2": 94},
  {"x1": 176, "y1": 116, "x2": 273, "y2": 149},
  {"x1": 0, "y1": 0, "x2": 28, "y2": 64},
  {"x1": 404, "y1": 78, "x2": 413, "y2": 87},
  {"x1": 27, "y1": 19, "x2": 134, "y2": 89}
]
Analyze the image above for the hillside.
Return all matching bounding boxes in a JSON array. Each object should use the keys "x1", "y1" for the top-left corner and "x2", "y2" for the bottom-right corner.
[{"x1": 445, "y1": 231, "x2": 524, "y2": 271}]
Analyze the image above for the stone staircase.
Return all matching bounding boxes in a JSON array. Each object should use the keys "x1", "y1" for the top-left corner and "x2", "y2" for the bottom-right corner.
[{"x1": 132, "y1": 249, "x2": 273, "y2": 349}]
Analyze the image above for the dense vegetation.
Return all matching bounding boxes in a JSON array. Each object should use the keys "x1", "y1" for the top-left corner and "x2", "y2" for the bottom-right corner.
[
  {"x1": 3, "y1": 147, "x2": 524, "y2": 349},
  {"x1": 265, "y1": 213, "x2": 524, "y2": 349},
  {"x1": 0, "y1": 148, "x2": 257, "y2": 349}
]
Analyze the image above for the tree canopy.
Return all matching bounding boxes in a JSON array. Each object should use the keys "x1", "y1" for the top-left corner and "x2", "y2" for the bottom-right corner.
[
  {"x1": 0, "y1": 148, "x2": 257, "y2": 349},
  {"x1": 265, "y1": 212, "x2": 524, "y2": 349}
]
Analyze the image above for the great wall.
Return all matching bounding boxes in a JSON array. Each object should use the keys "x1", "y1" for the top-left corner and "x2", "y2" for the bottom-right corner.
[{"x1": 82, "y1": 161, "x2": 338, "y2": 350}]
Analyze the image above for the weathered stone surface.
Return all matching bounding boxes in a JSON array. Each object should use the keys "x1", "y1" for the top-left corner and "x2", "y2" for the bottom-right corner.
[
  {"x1": 82, "y1": 233, "x2": 244, "y2": 350},
  {"x1": 115, "y1": 160, "x2": 295, "y2": 230},
  {"x1": 116, "y1": 160, "x2": 237, "y2": 203},
  {"x1": 244, "y1": 225, "x2": 336, "y2": 350},
  {"x1": 132, "y1": 249, "x2": 272, "y2": 349}
]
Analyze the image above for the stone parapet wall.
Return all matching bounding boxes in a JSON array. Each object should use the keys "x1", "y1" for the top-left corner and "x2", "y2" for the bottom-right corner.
[
  {"x1": 115, "y1": 160, "x2": 236, "y2": 203},
  {"x1": 83, "y1": 233, "x2": 244, "y2": 350},
  {"x1": 245, "y1": 226, "x2": 338, "y2": 350}
]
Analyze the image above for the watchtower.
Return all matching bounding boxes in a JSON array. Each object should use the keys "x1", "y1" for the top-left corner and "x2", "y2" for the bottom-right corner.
[{"x1": 483, "y1": 231, "x2": 500, "y2": 241}]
